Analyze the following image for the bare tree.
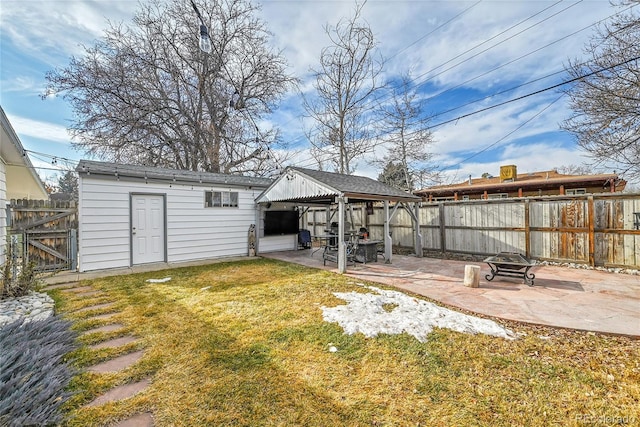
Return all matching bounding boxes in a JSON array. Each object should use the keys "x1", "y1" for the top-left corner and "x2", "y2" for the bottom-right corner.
[
  {"x1": 373, "y1": 74, "x2": 439, "y2": 191},
  {"x1": 303, "y1": 1, "x2": 384, "y2": 174},
  {"x1": 44, "y1": 0, "x2": 296, "y2": 176},
  {"x1": 561, "y1": 1, "x2": 640, "y2": 180},
  {"x1": 554, "y1": 164, "x2": 594, "y2": 176}
]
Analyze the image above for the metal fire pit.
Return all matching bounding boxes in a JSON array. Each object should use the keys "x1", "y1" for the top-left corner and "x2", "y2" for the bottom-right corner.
[{"x1": 483, "y1": 252, "x2": 536, "y2": 286}]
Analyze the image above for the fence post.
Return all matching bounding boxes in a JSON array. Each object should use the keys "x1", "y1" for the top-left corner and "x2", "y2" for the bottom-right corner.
[
  {"x1": 524, "y1": 199, "x2": 530, "y2": 257},
  {"x1": 10, "y1": 235, "x2": 18, "y2": 279},
  {"x1": 69, "y1": 229, "x2": 78, "y2": 271},
  {"x1": 588, "y1": 196, "x2": 595, "y2": 267},
  {"x1": 439, "y1": 203, "x2": 446, "y2": 255}
]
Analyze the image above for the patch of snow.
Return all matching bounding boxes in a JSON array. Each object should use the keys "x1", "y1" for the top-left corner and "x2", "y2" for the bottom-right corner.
[
  {"x1": 321, "y1": 285, "x2": 515, "y2": 342},
  {"x1": 145, "y1": 277, "x2": 172, "y2": 283}
]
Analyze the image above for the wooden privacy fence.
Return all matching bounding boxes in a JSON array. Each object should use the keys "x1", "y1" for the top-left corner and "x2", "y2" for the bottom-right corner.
[
  {"x1": 9, "y1": 199, "x2": 78, "y2": 272},
  {"x1": 302, "y1": 193, "x2": 640, "y2": 269}
]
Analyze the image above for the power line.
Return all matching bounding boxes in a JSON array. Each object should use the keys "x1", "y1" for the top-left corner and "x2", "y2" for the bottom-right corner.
[
  {"x1": 290, "y1": 53, "x2": 640, "y2": 170},
  {"x1": 288, "y1": 0, "x2": 600, "y2": 168},
  {"x1": 445, "y1": 94, "x2": 565, "y2": 171},
  {"x1": 386, "y1": 0, "x2": 484, "y2": 62}
]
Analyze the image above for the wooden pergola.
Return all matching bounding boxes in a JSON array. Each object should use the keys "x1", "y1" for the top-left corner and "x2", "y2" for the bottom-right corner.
[{"x1": 255, "y1": 167, "x2": 423, "y2": 273}]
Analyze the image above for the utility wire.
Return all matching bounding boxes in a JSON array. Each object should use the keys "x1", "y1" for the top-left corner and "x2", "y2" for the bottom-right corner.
[
  {"x1": 445, "y1": 94, "x2": 565, "y2": 171},
  {"x1": 290, "y1": 0, "x2": 593, "y2": 168}
]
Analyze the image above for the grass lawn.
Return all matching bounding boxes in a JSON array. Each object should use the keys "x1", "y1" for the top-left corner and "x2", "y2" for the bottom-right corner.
[{"x1": 50, "y1": 258, "x2": 639, "y2": 426}]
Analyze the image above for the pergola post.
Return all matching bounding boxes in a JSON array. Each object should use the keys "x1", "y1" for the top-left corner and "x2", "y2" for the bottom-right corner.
[
  {"x1": 414, "y1": 201, "x2": 423, "y2": 257},
  {"x1": 337, "y1": 196, "x2": 347, "y2": 273},
  {"x1": 384, "y1": 200, "x2": 392, "y2": 263}
]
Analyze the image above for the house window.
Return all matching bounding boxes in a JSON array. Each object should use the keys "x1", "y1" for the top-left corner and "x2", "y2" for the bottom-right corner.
[
  {"x1": 488, "y1": 193, "x2": 508, "y2": 199},
  {"x1": 566, "y1": 188, "x2": 586, "y2": 195},
  {"x1": 205, "y1": 191, "x2": 238, "y2": 208}
]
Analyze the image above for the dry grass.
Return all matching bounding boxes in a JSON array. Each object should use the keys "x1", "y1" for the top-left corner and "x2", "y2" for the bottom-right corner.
[{"x1": 52, "y1": 258, "x2": 640, "y2": 426}]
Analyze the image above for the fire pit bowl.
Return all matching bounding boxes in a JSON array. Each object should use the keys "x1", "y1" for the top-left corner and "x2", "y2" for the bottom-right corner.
[{"x1": 483, "y1": 252, "x2": 536, "y2": 286}]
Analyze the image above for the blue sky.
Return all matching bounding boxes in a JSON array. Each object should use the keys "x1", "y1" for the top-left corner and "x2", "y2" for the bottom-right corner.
[{"x1": 0, "y1": 0, "x2": 630, "y2": 187}]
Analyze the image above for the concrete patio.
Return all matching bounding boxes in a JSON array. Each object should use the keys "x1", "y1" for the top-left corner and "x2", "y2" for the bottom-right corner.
[{"x1": 262, "y1": 249, "x2": 640, "y2": 337}]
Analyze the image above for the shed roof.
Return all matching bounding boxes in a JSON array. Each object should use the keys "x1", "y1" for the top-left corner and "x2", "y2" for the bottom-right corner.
[
  {"x1": 256, "y1": 166, "x2": 420, "y2": 204},
  {"x1": 76, "y1": 160, "x2": 273, "y2": 188}
]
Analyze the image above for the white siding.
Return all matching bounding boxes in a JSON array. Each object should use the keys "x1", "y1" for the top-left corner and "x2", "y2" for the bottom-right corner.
[
  {"x1": 78, "y1": 176, "x2": 265, "y2": 272},
  {"x1": 0, "y1": 160, "x2": 6, "y2": 265},
  {"x1": 259, "y1": 235, "x2": 297, "y2": 253}
]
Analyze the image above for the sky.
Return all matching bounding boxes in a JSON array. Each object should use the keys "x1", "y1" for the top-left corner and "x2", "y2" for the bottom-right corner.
[{"x1": 0, "y1": 0, "x2": 633, "y2": 188}]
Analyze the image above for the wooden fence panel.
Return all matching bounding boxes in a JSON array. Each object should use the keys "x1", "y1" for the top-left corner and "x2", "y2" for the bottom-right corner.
[
  {"x1": 303, "y1": 194, "x2": 640, "y2": 269},
  {"x1": 592, "y1": 197, "x2": 640, "y2": 267}
]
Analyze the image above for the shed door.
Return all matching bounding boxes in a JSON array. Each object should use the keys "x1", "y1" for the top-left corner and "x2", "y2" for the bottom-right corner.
[{"x1": 131, "y1": 194, "x2": 165, "y2": 265}]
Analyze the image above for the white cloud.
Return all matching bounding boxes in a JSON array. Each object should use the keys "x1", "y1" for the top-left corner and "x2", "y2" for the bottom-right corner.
[{"x1": 6, "y1": 114, "x2": 74, "y2": 145}]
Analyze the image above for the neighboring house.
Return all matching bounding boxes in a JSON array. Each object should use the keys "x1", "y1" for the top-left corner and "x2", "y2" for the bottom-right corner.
[
  {"x1": 75, "y1": 160, "x2": 272, "y2": 272},
  {"x1": 0, "y1": 106, "x2": 48, "y2": 264},
  {"x1": 415, "y1": 165, "x2": 627, "y2": 201}
]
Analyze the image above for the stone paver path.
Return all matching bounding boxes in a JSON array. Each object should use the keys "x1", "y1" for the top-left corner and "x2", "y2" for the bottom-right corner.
[
  {"x1": 114, "y1": 413, "x2": 154, "y2": 427},
  {"x1": 62, "y1": 285, "x2": 95, "y2": 293},
  {"x1": 86, "y1": 378, "x2": 151, "y2": 407},
  {"x1": 90, "y1": 335, "x2": 138, "y2": 350},
  {"x1": 82, "y1": 323, "x2": 126, "y2": 335},
  {"x1": 41, "y1": 282, "x2": 79, "y2": 291},
  {"x1": 88, "y1": 349, "x2": 145, "y2": 373},
  {"x1": 74, "y1": 302, "x2": 116, "y2": 313},
  {"x1": 46, "y1": 281, "x2": 155, "y2": 425}
]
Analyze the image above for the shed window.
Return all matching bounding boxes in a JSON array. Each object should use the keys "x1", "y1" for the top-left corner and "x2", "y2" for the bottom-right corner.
[{"x1": 205, "y1": 191, "x2": 238, "y2": 208}]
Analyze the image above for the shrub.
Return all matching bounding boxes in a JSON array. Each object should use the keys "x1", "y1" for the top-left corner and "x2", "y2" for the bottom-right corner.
[
  {"x1": 0, "y1": 257, "x2": 40, "y2": 300},
  {"x1": 0, "y1": 317, "x2": 78, "y2": 426}
]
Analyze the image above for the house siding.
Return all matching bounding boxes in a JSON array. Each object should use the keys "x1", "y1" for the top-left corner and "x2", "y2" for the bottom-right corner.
[
  {"x1": 78, "y1": 176, "x2": 265, "y2": 272},
  {"x1": 0, "y1": 160, "x2": 6, "y2": 265}
]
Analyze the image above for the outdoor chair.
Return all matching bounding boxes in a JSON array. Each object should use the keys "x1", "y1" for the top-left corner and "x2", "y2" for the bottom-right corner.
[{"x1": 298, "y1": 229, "x2": 312, "y2": 249}]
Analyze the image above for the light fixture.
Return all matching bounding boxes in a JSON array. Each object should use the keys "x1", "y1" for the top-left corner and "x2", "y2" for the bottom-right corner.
[
  {"x1": 199, "y1": 24, "x2": 212, "y2": 53},
  {"x1": 190, "y1": 0, "x2": 212, "y2": 53},
  {"x1": 229, "y1": 89, "x2": 240, "y2": 109}
]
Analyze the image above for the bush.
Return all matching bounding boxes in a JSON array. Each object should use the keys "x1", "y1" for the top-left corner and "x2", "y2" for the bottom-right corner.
[
  {"x1": 0, "y1": 317, "x2": 78, "y2": 426},
  {"x1": 0, "y1": 257, "x2": 40, "y2": 300}
]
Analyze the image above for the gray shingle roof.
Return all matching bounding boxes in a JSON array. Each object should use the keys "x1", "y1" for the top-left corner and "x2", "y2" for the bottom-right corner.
[
  {"x1": 255, "y1": 166, "x2": 420, "y2": 204},
  {"x1": 290, "y1": 167, "x2": 419, "y2": 200},
  {"x1": 76, "y1": 160, "x2": 273, "y2": 188}
]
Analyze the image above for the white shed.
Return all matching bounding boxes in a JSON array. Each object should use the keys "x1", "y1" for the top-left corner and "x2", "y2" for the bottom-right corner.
[{"x1": 76, "y1": 160, "x2": 272, "y2": 272}]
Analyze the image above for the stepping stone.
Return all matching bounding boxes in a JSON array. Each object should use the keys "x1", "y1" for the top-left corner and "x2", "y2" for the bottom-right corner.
[
  {"x1": 41, "y1": 282, "x2": 80, "y2": 291},
  {"x1": 88, "y1": 312, "x2": 119, "y2": 321},
  {"x1": 86, "y1": 378, "x2": 151, "y2": 407},
  {"x1": 82, "y1": 323, "x2": 126, "y2": 336},
  {"x1": 63, "y1": 285, "x2": 95, "y2": 293},
  {"x1": 115, "y1": 412, "x2": 154, "y2": 427},
  {"x1": 75, "y1": 290, "x2": 102, "y2": 297},
  {"x1": 75, "y1": 302, "x2": 116, "y2": 313},
  {"x1": 88, "y1": 350, "x2": 145, "y2": 373},
  {"x1": 90, "y1": 335, "x2": 138, "y2": 350}
]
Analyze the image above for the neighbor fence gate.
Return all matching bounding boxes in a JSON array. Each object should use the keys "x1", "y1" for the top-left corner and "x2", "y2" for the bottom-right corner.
[{"x1": 9, "y1": 199, "x2": 78, "y2": 272}]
